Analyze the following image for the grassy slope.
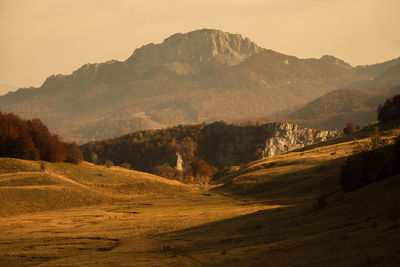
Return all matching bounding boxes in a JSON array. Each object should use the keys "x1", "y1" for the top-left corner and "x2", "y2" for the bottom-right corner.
[
  {"x1": 0, "y1": 126, "x2": 399, "y2": 266},
  {"x1": 154, "y1": 126, "x2": 400, "y2": 266},
  {"x1": 0, "y1": 158, "x2": 189, "y2": 216}
]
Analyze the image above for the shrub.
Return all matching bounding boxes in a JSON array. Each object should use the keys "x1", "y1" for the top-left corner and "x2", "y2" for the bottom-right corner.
[
  {"x1": 154, "y1": 163, "x2": 181, "y2": 180},
  {"x1": 90, "y1": 152, "x2": 98, "y2": 163},
  {"x1": 190, "y1": 158, "x2": 213, "y2": 183},
  {"x1": 343, "y1": 122, "x2": 355, "y2": 134},
  {"x1": 104, "y1": 159, "x2": 114, "y2": 168}
]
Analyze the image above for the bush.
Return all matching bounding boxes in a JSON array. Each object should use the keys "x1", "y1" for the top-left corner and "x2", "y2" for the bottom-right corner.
[
  {"x1": 190, "y1": 158, "x2": 213, "y2": 183},
  {"x1": 104, "y1": 159, "x2": 114, "y2": 168},
  {"x1": 154, "y1": 163, "x2": 181, "y2": 180},
  {"x1": 343, "y1": 122, "x2": 355, "y2": 134}
]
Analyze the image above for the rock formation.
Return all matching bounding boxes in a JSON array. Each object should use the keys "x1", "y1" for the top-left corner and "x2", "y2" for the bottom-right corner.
[
  {"x1": 126, "y1": 29, "x2": 263, "y2": 76},
  {"x1": 198, "y1": 121, "x2": 341, "y2": 167},
  {"x1": 262, "y1": 122, "x2": 341, "y2": 157}
]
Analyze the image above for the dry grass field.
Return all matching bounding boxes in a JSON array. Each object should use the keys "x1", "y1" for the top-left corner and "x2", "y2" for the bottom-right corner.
[{"x1": 0, "y1": 127, "x2": 399, "y2": 266}]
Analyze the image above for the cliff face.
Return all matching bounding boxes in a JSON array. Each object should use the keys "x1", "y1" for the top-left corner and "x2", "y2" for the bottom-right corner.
[
  {"x1": 126, "y1": 29, "x2": 263, "y2": 76},
  {"x1": 262, "y1": 122, "x2": 341, "y2": 157},
  {"x1": 198, "y1": 122, "x2": 341, "y2": 168},
  {"x1": 81, "y1": 121, "x2": 342, "y2": 176}
]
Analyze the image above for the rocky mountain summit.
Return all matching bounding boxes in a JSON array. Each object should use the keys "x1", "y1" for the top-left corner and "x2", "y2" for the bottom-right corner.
[
  {"x1": 0, "y1": 29, "x2": 384, "y2": 143},
  {"x1": 126, "y1": 29, "x2": 263, "y2": 76}
]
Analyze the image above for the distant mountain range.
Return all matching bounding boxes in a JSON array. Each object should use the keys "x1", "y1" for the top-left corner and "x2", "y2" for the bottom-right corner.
[
  {"x1": 285, "y1": 85, "x2": 400, "y2": 130},
  {"x1": 0, "y1": 29, "x2": 398, "y2": 143},
  {"x1": 261, "y1": 65, "x2": 400, "y2": 130},
  {"x1": 0, "y1": 84, "x2": 18, "y2": 96}
]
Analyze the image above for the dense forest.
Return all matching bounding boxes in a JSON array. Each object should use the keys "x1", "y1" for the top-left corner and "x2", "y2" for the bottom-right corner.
[
  {"x1": 81, "y1": 123, "x2": 209, "y2": 182},
  {"x1": 0, "y1": 112, "x2": 83, "y2": 164},
  {"x1": 80, "y1": 121, "x2": 278, "y2": 182}
]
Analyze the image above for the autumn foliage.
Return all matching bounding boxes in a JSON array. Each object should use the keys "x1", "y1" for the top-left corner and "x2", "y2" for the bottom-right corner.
[
  {"x1": 0, "y1": 112, "x2": 83, "y2": 164},
  {"x1": 343, "y1": 122, "x2": 355, "y2": 134},
  {"x1": 190, "y1": 158, "x2": 213, "y2": 183}
]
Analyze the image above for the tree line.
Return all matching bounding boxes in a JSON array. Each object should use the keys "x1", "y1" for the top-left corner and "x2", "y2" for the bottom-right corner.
[
  {"x1": 340, "y1": 93, "x2": 400, "y2": 192},
  {"x1": 0, "y1": 112, "x2": 83, "y2": 164},
  {"x1": 81, "y1": 123, "x2": 215, "y2": 183}
]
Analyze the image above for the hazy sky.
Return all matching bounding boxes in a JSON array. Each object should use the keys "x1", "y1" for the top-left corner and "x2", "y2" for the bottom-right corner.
[{"x1": 0, "y1": 0, "x2": 399, "y2": 88}]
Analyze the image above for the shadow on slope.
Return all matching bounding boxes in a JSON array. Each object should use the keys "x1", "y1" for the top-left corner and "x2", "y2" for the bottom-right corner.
[{"x1": 157, "y1": 173, "x2": 400, "y2": 266}]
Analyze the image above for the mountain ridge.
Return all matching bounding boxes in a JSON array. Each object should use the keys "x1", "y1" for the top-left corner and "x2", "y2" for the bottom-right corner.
[{"x1": 0, "y1": 29, "x2": 394, "y2": 143}]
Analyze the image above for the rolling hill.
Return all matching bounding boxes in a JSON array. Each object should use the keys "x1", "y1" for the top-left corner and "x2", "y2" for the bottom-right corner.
[
  {"x1": 0, "y1": 158, "x2": 189, "y2": 216},
  {"x1": 285, "y1": 84, "x2": 400, "y2": 129},
  {"x1": 1, "y1": 121, "x2": 399, "y2": 265},
  {"x1": 354, "y1": 56, "x2": 400, "y2": 77},
  {"x1": 0, "y1": 29, "x2": 371, "y2": 143}
]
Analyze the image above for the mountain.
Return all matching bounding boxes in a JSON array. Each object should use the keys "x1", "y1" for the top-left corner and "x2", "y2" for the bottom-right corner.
[
  {"x1": 284, "y1": 84, "x2": 400, "y2": 129},
  {"x1": 0, "y1": 29, "x2": 375, "y2": 143},
  {"x1": 319, "y1": 55, "x2": 353, "y2": 69},
  {"x1": 0, "y1": 83, "x2": 18, "y2": 96},
  {"x1": 354, "y1": 56, "x2": 400, "y2": 77},
  {"x1": 365, "y1": 63, "x2": 400, "y2": 88}
]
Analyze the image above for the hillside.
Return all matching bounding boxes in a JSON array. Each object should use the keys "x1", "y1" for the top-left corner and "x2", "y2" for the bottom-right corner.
[
  {"x1": 354, "y1": 56, "x2": 400, "y2": 77},
  {"x1": 1, "y1": 124, "x2": 399, "y2": 265},
  {"x1": 0, "y1": 158, "x2": 189, "y2": 216},
  {"x1": 366, "y1": 64, "x2": 400, "y2": 88},
  {"x1": 0, "y1": 84, "x2": 17, "y2": 96},
  {"x1": 283, "y1": 84, "x2": 400, "y2": 129},
  {"x1": 80, "y1": 121, "x2": 341, "y2": 182},
  {"x1": 0, "y1": 29, "x2": 369, "y2": 143}
]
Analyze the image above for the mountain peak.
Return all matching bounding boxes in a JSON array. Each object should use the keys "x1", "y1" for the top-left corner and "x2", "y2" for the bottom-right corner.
[
  {"x1": 320, "y1": 55, "x2": 353, "y2": 69},
  {"x1": 126, "y1": 29, "x2": 263, "y2": 75}
]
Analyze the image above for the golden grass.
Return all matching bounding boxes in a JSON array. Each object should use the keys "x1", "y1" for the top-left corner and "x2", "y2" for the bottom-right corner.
[
  {"x1": 0, "y1": 158, "x2": 192, "y2": 216},
  {"x1": 0, "y1": 127, "x2": 399, "y2": 265}
]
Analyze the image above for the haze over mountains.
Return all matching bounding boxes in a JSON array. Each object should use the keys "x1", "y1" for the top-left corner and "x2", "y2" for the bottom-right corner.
[
  {"x1": 0, "y1": 84, "x2": 18, "y2": 96},
  {"x1": 0, "y1": 29, "x2": 399, "y2": 143}
]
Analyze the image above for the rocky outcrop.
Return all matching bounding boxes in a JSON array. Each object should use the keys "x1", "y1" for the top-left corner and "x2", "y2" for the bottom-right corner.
[
  {"x1": 126, "y1": 29, "x2": 263, "y2": 76},
  {"x1": 262, "y1": 122, "x2": 341, "y2": 157},
  {"x1": 199, "y1": 121, "x2": 341, "y2": 168}
]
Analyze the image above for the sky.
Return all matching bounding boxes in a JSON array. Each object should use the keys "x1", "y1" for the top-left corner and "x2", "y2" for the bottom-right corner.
[{"x1": 0, "y1": 0, "x2": 399, "y2": 89}]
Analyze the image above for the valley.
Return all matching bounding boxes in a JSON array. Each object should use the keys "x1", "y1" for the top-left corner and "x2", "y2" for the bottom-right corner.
[
  {"x1": 1, "y1": 125, "x2": 399, "y2": 266},
  {"x1": 2, "y1": 2, "x2": 400, "y2": 266}
]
